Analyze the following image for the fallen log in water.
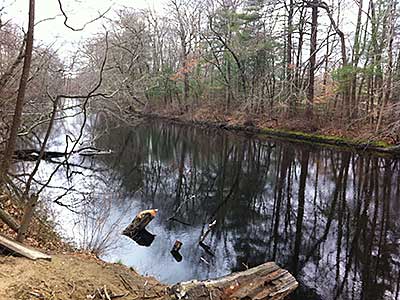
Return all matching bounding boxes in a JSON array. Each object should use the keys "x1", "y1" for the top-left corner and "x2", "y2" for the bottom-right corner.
[
  {"x1": 168, "y1": 262, "x2": 298, "y2": 300},
  {"x1": 122, "y1": 209, "x2": 158, "y2": 240},
  {"x1": 129, "y1": 228, "x2": 155, "y2": 246},
  {"x1": 171, "y1": 240, "x2": 183, "y2": 262},
  {"x1": 13, "y1": 147, "x2": 113, "y2": 161},
  {"x1": 13, "y1": 149, "x2": 66, "y2": 161}
]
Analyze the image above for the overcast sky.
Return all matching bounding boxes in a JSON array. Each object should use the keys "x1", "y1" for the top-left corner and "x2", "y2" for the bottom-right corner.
[
  {"x1": 2, "y1": 0, "x2": 164, "y2": 56},
  {"x1": 2, "y1": 0, "x2": 361, "y2": 61}
]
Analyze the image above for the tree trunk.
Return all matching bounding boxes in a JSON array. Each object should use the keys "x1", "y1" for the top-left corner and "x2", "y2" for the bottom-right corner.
[
  {"x1": 319, "y1": 2, "x2": 348, "y2": 118},
  {"x1": 350, "y1": 0, "x2": 364, "y2": 118},
  {"x1": 226, "y1": 58, "x2": 232, "y2": 111},
  {"x1": 376, "y1": 0, "x2": 396, "y2": 133},
  {"x1": 16, "y1": 194, "x2": 38, "y2": 242},
  {"x1": 183, "y1": 56, "x2": 189, "y2": 107},
  {"x1": 307, "y1": 1, "x2": 318, "y2": 114},
  {"x1": 0, "y1": 0, "x2": 35, "y2": 185},
  {"x1": 287, "y1": 0, "x2": 294, "y2": 110}
]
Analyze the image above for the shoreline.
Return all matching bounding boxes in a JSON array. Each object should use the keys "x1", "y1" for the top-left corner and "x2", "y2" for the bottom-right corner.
[
  {"x1": 0, "y1": 191, "x2": 298, "y2": 300},
  {"x1": 143, "y1": 112, "x2": 400, "y2": 157}
]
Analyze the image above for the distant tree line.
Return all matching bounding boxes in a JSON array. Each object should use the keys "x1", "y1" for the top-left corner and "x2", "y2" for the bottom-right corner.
[{"x1": 77, "y1": 0, "x2": 400, "y2": 141}]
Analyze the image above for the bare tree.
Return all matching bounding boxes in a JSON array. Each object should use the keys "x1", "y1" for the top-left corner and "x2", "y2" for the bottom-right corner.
[{"x1": 0, "y1": 0, "x2": 35, "y2": 185}]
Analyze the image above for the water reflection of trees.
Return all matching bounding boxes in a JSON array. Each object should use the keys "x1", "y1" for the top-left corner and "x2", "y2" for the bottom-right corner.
[{"x1": 95, "y1": 121, "x2": 400, "y2": 300}]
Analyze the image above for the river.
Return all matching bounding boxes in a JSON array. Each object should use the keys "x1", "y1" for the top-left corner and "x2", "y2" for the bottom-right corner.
[{"x1": 19, "y1": 109, "x2": 400, "y2": 300}]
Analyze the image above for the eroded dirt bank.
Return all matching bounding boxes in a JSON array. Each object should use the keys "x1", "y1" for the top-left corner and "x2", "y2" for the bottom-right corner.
[
  {"x1": 0, "y1": 192, "x2": 166, "y2": 300},
  {"x1": 0, "y1": 253, "x2": 166, "y2": 300}
]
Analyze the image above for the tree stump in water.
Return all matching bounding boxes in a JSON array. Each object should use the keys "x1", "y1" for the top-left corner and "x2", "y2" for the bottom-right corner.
[
  {"x1": 168, "y1": 262, "x2": 298, "y2": 300},
  {"x1": 122, "y1": 209, "x2": 158, "y2": 239}
]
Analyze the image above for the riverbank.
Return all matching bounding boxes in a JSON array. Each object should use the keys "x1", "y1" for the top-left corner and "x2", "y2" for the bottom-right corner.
[
  {"x1": 0, "y1": 192, "x2": 167, "y2": 299},
  {"x1": 142, "y1": 107, "x2": 400, "y2": 157},
  {"x1": 0, "y1": 253, "x2": 166, "y2": 299},
  {"x1": 0, "y1": 191, "x2": 298, "y2": 300}
]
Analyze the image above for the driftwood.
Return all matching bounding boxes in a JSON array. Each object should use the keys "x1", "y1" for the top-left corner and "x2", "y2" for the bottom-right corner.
[
  {"x1": 122, "y1": 209, "x2": 158, "y2": 240},
  {"x1": 13, "y1": 147, "x2": 113, "y2": 161},
  {"x1": 168, "y1": 262, "x2": 298, "y2": 300},
  {"x1": 171, "y1": 240, "x2": 183, "y2": 262},
  {"x1": 172, "y1": 240, "x2": 182, "y2": 252},
  {"x1": 78, "y1": 149, "x2": 113, "y2": 156},
  {"x1": 0, "y1": 234, "x2": 51, "y2": 261},
  {"x1": 13, "y1": 149, "x2": 66, "y2": 161}
]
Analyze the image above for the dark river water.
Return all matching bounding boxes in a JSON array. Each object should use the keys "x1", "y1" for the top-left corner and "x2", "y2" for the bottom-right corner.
[{"x1": 20, "y1": 110, "x2": 400, "y2": 300}]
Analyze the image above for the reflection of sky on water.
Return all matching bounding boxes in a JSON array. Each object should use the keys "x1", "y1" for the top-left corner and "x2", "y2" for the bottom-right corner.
[{"x1": 15, "y1": 101, "x2": 400, "y2": 300}]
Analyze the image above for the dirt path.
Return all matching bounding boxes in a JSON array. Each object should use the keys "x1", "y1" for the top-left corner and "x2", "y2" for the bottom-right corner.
[{"x1": 0, "y1": 254, "x2": 166, "y2": 300}]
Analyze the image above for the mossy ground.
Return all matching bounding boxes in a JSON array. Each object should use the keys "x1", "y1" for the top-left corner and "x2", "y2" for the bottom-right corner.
[
  {"x1": 145, "y1": 105, "x2": 397, "y2": 156},
  {"x1": 259, "y1": 128, "x2": 392, "y2": 148}
]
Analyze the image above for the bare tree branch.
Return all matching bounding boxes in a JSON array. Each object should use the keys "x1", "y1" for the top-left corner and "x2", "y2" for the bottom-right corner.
[{"x1": 57, "y1": 0, "x2": 111, "y2": 31}]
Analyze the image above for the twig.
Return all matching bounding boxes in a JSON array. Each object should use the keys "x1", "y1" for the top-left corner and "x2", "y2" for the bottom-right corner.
[
  {"x1": 110, "y1": 292, "x2": 129, "y2": 299},
  {"x1": 119, "y1": 275, "x2": 134, "y2": 292},
  {"x1": 0, "y1": 271, "x2": 9, "y2": 278},
  {"x1": 96, "y1": 288, "x2": 103, "y2": 299},
  {"x1": 199, "y1": 220, "x2": 216, "y2": 243},
  {"x1": 28, "y1": 291, "x2": 44, "y2": 299},
  {"x1": 104, "y1": 285, "x2": 111, "y2": 300},
  {"x1": 168, "y1": 217, "x2": 192, "y2": 226},
  {"x1": 200, "y1": 256, "x2": 210, "y2": 265},
  {"x1": 68, "y1": 281, "x2": 76, "y2": 296}
]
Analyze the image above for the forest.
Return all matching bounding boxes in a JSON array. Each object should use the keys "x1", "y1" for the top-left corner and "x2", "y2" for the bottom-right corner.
[
  {"x1": 2, "y1": 0, "x2": 400, "y2": 152},
  {"x1": 0, "y1": 0, "x2": 400, "y2": 299},
  {"x1": 79, "y1": 0, "x2": 400, "y2": 142}
]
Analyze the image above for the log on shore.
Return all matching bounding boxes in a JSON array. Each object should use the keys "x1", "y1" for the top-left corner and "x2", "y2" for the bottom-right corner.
[
  {"x1": 168, "y1": 262, "x2": 298, "y2": 300},
  {"x1": 0, "y1": 234, "x2": 51, "y2": 261}
]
